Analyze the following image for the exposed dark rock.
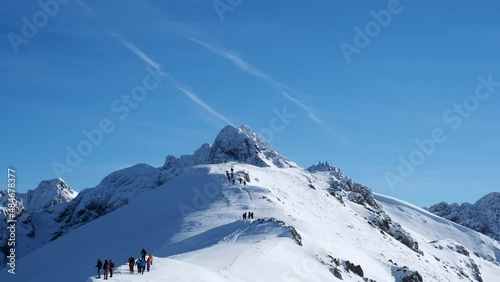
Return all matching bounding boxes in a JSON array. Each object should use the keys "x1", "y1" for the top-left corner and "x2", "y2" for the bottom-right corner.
[
  {"x1": 289, "y1": 226, "x2": 303, "y2": 246},
  {"x1": 331, "y1": 267, "x2": 343, "y2": 279},
  {"x1": 256, "y1": 218, "x2": 302, "y2": 246},
  {"x1": 345, "y1": 260, "x2": 364, "y2": 277},
  {"x1": 469, "y1": 259, "x2": 483, "y2": 282},
  {"x1": 394, "y1": 266, "x2": 423, "y2": 282},
  {"x1": 401, "y1": 272, "x2": 423, "y2": 282},
  {"x1": 454, "y1": 244, "x2": 470, "y2": 257}
]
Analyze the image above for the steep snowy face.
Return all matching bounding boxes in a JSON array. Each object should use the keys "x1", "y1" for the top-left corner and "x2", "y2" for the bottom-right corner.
[
  {"x1": 428, "y1": 192, "x2": 500, "y2": 241},
  {"x1": 24, "y1": 178, "x2": 77, "y2": 212},
  {"x1": 309, "y1": 164, "x2": 420, "y2": 253},
  {"x1": 0, "y1": 164, "x2": 162, "y2": 265},
  {"x1": 207, "y1": 125, "x2": 296, "y2": 168},
  {"x1": 56, "y1": 164, "x2": 161, "y2": 233},
  {"x1": 0, "y1": 178, "x2": 76, "y2": 265}
]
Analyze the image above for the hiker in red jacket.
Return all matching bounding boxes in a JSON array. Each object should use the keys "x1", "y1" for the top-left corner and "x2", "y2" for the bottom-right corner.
[
  {"x1": 128, "y1": 255, "x2": 135, "y2": 274},
  {"x1": 109, "y1": 259, "x2": 115, "y2": 277}
]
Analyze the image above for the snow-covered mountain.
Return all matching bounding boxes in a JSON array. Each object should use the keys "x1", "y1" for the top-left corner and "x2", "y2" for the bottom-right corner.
[
  {"x1": 0, "y1": 165, "x2": 163, "y2": 265},
  {"x1": 159, "y1": 125, "x2": 297, "y2": 184},
  {"x1": 1, "y1": 125, "x2": 499, "y2": 282},
  {"x1": 0, "y1": 125, "x2": 295, "y2": 264},
  {"x1": 0, "y1": 178, "x2": 77, "y2": 263},
  {"x1": 427, "y1": 192, "x2": 500, "y2": 241}
]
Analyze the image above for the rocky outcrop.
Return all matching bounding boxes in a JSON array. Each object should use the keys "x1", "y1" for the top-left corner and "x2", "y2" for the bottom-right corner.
[
  {"x1": 392, "y1": 266, "x2": 423, "y2": 282},
  {"x1": 308, "y1": 163, "x2": 421, "y2": 254},
  {"x1": 428, "y1": 192, "x2": 500, "y2": 241}
]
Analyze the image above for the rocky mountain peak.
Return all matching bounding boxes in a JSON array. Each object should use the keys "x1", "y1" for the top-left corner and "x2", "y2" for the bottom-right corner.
[
  {"x1": 428, "y1": 192, "x2": 500, "y2": 241},
  {"x1": 24, "y1": 178, "x2": 77, "y2": 211},
  {"x1": 161, "y1": 125, "x2": 296, "y2": 171}
]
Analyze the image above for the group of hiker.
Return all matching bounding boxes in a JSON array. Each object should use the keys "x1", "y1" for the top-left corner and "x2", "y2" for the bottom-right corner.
[
  {"x1": 243, "y1": 211, "x2": 254, "y2": 219},
  {"x1": 226, "y1": 167, "x2": 256, "y2": 221},
  {"x1": 95, "y1": 259, "x2": 114, "y2": 280},
  {"x1": 225, "y1": 167, "x2": 250, "y2": 186},
  {"x1": 128, "y1": 248, "x2": 154, "y2": 275},
  {"x1": 95, "y1": 248, "x2": 153, "y2": 279}
]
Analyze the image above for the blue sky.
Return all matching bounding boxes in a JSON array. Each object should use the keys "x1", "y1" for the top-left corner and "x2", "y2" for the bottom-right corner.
[{"x1": 1, "y1": 0, "x2": 499, "y2": 207}]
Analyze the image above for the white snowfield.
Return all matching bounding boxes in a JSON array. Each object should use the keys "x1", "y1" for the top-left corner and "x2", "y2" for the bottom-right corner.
[{"x1": 2, "y1": 163, "x2": 499, "y2": 282}]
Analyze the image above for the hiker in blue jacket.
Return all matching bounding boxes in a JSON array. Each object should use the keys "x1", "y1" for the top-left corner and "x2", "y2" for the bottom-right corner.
[
  {"x1": 138, "y1": 257, "x2": 146, "y2": 274},
  {"x1": 95, "y1": 259, "x2": 103, "y2": 278}
]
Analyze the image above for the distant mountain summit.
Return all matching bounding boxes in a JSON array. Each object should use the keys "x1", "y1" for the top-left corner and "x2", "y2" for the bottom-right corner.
[
  {"x1": 24, "y1": 178, "x2": 77, "y2": 211},
  {"x1": 164, "y1": 125, "x2": 296, "y2": 169},
  {"x1": 0, "y1": 178, "x2": 77, "y2": 216},
  {"x1": 0, "y1": 178, "x2": 78, "y2": 262},
  {"x1": 428, "y1": 192, "x2": 500, "y2": 241},
  {"x1": 208, "y1": 125, "x2": 296, "y2": 168},
  {"x1": 160, "y1": 125, "x2": 297, "y2": 184}
]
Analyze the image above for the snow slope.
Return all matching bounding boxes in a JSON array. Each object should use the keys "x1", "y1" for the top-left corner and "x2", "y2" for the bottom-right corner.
[
  {"x1": 0, "y1": 165, "x2": 161, "y2": 265},
  {"x1": 376, "y1": 193, "x2": 500, "y2": 280},
  {"x1": 1, "y1": 126, "x2": 499, "y2": 281},
  {"x1": 2, "y1": 161, "x2": 499, "y2": 281},
  {"x1": 0, "y1": 124, "x2": 295, "y2": 266}
]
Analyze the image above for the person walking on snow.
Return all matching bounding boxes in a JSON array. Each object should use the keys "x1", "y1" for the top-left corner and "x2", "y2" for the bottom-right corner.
[
  {"x1": 146, "y1": 255, "x2": 152, "y2": 272},
  {"x1": 95, "y1": 259, "x2": 103, "y2": 278},
  {"x1": 109, "y1": 259, "x2": 114, "y2": 278},
  {"x1": 243, "y1": 212, "x2": 247, "y2": 220},
  {"x1": 103, "y1": 260, "x2": 109, "y2": 280},
  {"x1": 138, "y1": 257, "x2": 146, "y2": 274},
  {"x1": 148, "y1": 253, "x2": 154, "y2": 265},
  {"x1": 128, "y1": 255, "x2": 135, "y2": 274},
  {"x1": 141, "y1": 248, "x2": 147, "y2": 260}
]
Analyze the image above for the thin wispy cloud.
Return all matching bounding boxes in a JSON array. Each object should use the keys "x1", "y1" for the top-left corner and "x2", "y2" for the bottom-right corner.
[
  {"x1": 109, "y1": 31, "x2": 161, "y2": 71},
  {"x1": 112, "y1": 35, "x2": 232, "y2": 126},
  {"x1": 188, "y1": 37, "x2": 280, "y2": 87},
  {"x1": 74, "y1": 0, "x2": 98, "y2": 18},
  {"x1": 188, "y1": 36, "x2": 346, "y2": 142},
  {"x1": 167, "y1": 78, "x2": 234, "y2": 126}
]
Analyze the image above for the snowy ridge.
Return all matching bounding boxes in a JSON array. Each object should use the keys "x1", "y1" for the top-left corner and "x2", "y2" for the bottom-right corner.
[
  {"x1": 428, "y1": 192, "x2": 500, "y2": 241},
  {"x1": 0, "y1": 125, "x2": 499, "y2": 282},
  {"x1": 0, "y1": 162, "x2": 498, "y2": 281},
  {"x1": 0, "y1": 165, "x2": 160, "y2": 263},
  {"x1": 54, "y1": 164, "x2": 161, "y2": 234}
]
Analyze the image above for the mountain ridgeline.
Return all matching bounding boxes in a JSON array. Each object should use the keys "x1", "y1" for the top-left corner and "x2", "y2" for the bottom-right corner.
[
  {"x1": 428, "y1": 192, "x2": 500, "y2": 241},
  {"x1": 0, "y1": 125, "x2": 498, "y2": 282},
  {"x1": 0, "y1": 125, "x2": 294, "y2": 262}
]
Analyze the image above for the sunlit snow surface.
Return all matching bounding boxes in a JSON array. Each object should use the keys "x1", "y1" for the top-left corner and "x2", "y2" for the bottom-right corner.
[{"x1": 2, "y1": 162, "x2": 498, "y2": 282}]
